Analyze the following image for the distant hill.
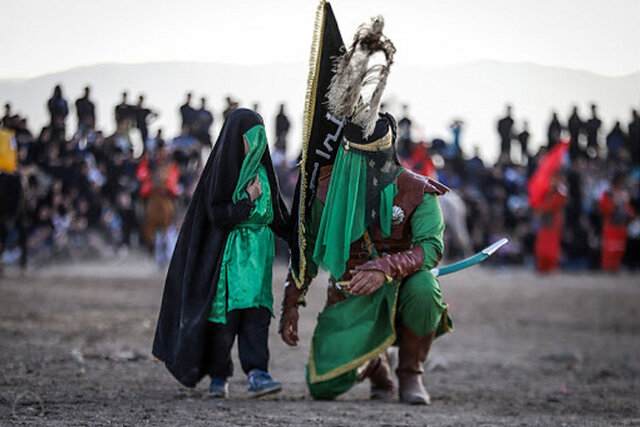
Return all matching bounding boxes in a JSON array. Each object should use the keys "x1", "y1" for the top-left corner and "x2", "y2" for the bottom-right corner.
[{"x1": 1, "y1": 61, "x2": 638, "y2": 161}]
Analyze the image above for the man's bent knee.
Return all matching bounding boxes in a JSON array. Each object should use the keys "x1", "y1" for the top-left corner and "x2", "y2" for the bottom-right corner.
[
  {"x1": 400, "y1": 270, "x2": 441, "y2": 305},
  {"x1": 397, "y1": 270, "x2": 445, "y2": 336}
]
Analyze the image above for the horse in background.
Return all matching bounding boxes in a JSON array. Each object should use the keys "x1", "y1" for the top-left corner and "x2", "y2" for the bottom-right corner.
[
  {"x1": 439, "y1": 190, "x2": 473, "y2": 258},
  {"x1": 136, "y1": 146, "x2": 180, "y2": 267},
  {"x1": 401, "y1": 142, "x2": 473, "y2": 259}
]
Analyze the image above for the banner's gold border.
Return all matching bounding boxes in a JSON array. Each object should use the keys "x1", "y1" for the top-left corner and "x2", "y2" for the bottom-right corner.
[{"x1": 295, "y1": 0, "x2": 327, "y2": 288}]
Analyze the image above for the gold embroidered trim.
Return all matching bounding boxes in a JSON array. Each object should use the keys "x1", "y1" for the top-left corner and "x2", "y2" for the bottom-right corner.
[
  {"x1": 294, "y1": 0, "x2": 326, "y2": 289},
  {"x1": 441, "y1": 305, "x2": 454, "y2": 333},
  {"x1": 308, "y1": 284, "x2": 399, "y2": 384},
  {"x1": 343, "y1": 129, "x2": 392, "y2": 152}
]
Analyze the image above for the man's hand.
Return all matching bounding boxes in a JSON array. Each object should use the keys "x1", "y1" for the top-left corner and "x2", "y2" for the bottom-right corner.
[
  {"x1": 279, "y1": 306, "x2": 299, "y2": 346},
  {"x1": 246, "y1": 175, "x2": 262, "y2": 201},
  {"x1": 348, "y1": 269, "x2": 387, "y2": 296},
  {"x1": 280, "y1": 272, "x2": 305, "y2": 346}
]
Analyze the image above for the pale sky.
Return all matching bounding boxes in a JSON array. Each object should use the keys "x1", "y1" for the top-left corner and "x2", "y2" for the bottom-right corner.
[{"x1": 1, "y1": 0, "x2": 639, "y2": 79}]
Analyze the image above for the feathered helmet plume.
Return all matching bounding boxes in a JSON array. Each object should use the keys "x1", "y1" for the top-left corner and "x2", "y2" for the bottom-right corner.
[{"x1": 327, "y1": 15, "x2": 396, "y2": 138}]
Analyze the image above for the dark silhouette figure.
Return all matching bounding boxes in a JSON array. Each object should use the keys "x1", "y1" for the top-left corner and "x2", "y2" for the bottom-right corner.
[
  {"x1": 397, "y1": 104, "x2": 412, "y2": 158},
  {"x1": 465, "y1": 146, "x2": 485, "y2": 180},
  {"x1": 193, "y1": 97, "x2": 213, "y2": 147},
  {"x1": 585, "y1": 103, "x2": 602, "y2": 158},
  {"x1": 75, "y1": 86, "x2": 95, "y2": 136},
  {"x1": 497, "y1": 105, "x2": 514, "y2": 160},
  {"x1": 450, "y1": 120, "x2": 463, "y2": 151},
  {"x1": 628, "y1": 109, "x2": 640, "y2": 165},
  {"x1": 274, "y1": 103, "x2": 290, "y2": 152},
  {"x1": 517, "y1": 121, "x2": 530, "y2": 164},
  {"x1": 563, "y1": 159, "x2": 590, "y2": 267},
  {"x1": 135, "y1": 95, "x2": 157, "y2": 146},
  {"x1": 606, "y1": 121, "x2": 627, "y2": 161},
  {"x1": 2, "y1": 103, "x2": 13, "y2": 127},
  {"x1": 146, "y1": 128, "x2": 166, "y2": 152},
  {"x1": 47, "y1": 85, "x2": 69, "y2": 132},
  {"x1": 180, "y1": 92, "x2": 196, "y2": 130},
  {"x1": 115, "y1": 91, "x2": 134, "y2": 125},
  {"x1": 547, "y1": 111, "x2": 562, "y2": 149},
  {"x1": 222, "y1": 96, "x2": 239, "y2": 120},
  {"x1": 154, "y1": 128, "x2": 165, "y2": 147},
  {"x1": 568, "y1": 106, "x2": 584, "y2": 160}
]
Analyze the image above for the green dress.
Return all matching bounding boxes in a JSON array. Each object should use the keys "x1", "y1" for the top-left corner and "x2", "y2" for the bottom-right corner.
[{"x1": 208, "y1": 125, "x2": 275, "y2": 324}]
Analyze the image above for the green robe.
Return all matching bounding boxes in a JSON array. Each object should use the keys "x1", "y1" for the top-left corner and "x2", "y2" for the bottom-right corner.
[
  {"x1": 208, "y1": 126, "x2": 275, "y2": 323},
  {"x1": 302, "y1": 176, "x2": 452, "y2": 399}
]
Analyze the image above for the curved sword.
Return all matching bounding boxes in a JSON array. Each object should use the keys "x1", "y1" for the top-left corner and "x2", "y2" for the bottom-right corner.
[
  {"x1": 335, "y1": 238, "x2": 509, "y2": 294},
  {"x1": 430, "y1": 238, "x2": 509, "y2": 277}
]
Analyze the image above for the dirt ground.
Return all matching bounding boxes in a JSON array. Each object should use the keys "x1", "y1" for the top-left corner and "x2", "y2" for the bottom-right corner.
[{"x1": 1, "y1": 257, "x2": 639, "y2": 426}]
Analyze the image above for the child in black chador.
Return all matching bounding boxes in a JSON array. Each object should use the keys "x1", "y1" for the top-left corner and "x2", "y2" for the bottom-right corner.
[{"x1": 152, "y1": 109, "x2": 290, "y2": 398}]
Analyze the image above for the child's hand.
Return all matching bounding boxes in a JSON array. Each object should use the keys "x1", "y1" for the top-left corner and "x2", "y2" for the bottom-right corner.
[{"x1": 246, "y1": 175, "x2": 262, "y2": 201}]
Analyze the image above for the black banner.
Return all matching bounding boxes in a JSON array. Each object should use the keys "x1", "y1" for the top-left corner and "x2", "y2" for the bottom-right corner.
[{"x1": 290, "y1": 1, "x2": 345, "y2": 284}]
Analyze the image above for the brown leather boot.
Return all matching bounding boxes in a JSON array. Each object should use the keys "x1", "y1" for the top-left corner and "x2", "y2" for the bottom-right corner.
[
  {"x1": 396, "y1": 327, "x2": 436, "y2": 405},
  {"x1": 358, "y1": 350, "x2": 395, "y2": 400}
]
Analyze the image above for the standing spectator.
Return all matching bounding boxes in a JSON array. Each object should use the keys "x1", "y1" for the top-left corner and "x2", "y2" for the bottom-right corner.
[
  {"x1": 75, "y1": 86, "x2": 96, "y2": 136},
  {"x1": 108, "y1": 115, "x2": 134, "y2": 155},
  {"x1": 517, "y1": 121, "x2": 530, "y2": 164},
  {"x1": 115, "y1": 91, "x2": 134, "y2": 125},
  {"x1": 497, "y1": 104, "x2": 514, "y2": 161},
  {"x1": 134, "y1": 95, "x2": 157, "y2": 148},
  {"x1": 450, "y1": 120, "x2": 463, "y2": 153},
  {"x1": 563, "y1": 159, "x2": 590, "y2": 268},
  {"x1": 222, "y1": 96, "x2": 238, "y2": 120},
  {"x1": 567, "y1": 106, "x2": 584, "y2": 160},
  {"x1": 193, "y1": 97, "x2": 213, "y2": 147},
  {"x1": 0, "y1": 124, "x2": 18, "y2": 175},
  {"x1": 397, "y1": 104, "x2": 412, "y2": 158},
  {"x1": 170, "y1": 125, "x2": 200, "y2": 192},
  {"x1": 627, "y1": 109, "x2": 639, "y2": 165},
  {"x1": 2, "y1": 103, "x2": 13, "y2": 127},
  {"x1": 180, "y1": 92, "x2": 196, "y2": 130},
  {"x1": 533, "y1": 175, "x2": 567, "y2": 272},
  {"x1": 465, "y1": 146, "x2": 484, "y2": 180},
  {"x1": 47, "y1": 85, "x2": 69, "y2": 132},
  {"x1": 146, "y1": 128, "x2": 165, "y2": 152},
  {"x1": 274, "y1": 103, "x2": 290, "y2": 153},
  {"x1": 599, "y1": 172, "x2": 635, "y2": 271},
  {"x1": 606, "y1": 122, "x2": 627, "y2": 162},
  {"x1": 585, "y1": 103, "x2": 602, "y2": 158},
  {"x1": 547, "y1": 111, "x2": 562, "y2": 149}
]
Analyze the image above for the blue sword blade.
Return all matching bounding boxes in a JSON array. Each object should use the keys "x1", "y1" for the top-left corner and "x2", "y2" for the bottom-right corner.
[{"x1": 430, "y1": 238, "x2": 508, "y2": 278}]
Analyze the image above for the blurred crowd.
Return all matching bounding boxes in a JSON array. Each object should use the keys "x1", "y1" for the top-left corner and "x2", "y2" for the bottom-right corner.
[
  {"x1": 0, "y1": 85, "x2": 299, "y2": 268},
  {"x1": 0, "y1": 85, "x2": 638, "y2": 273},
  {"x1": 399, "y1": 103, "x2": 639, "y2": 272}
]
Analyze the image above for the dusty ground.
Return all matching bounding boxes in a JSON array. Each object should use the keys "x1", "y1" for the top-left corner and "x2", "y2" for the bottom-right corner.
[{"x1": 0, "y1": 258, "x2": 639, "y2": 426}]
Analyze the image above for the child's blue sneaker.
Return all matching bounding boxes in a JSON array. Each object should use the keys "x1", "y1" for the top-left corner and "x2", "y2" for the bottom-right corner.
[
  {"x1": 247, "y1": 369, "x2": 281, "y2": 398},
  {"x1": 209, "y1": 377, "x2": 229, "y2": 398}
]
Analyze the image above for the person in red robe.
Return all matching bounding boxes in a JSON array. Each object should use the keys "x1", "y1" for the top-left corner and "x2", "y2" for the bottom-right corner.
[
  {"x1": 599, "y1": 173, "x2": 635, "y2": 271},
  {"x1": 136, "y1": 143, "x2": 180, "y2": 200},
  {"x1": 533, "y1": 175, "x2": 567, "y2": 272},
  {"x1": 136, "y1": 142, "x2": 180, "y2": 247},
  {"x1": 402, "y1": 141, "x2": 436, "y2": 179}
]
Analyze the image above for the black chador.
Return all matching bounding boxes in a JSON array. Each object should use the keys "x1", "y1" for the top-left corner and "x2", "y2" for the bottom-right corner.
[{"x1": 152, "y1": 109, "x2": 289, "y2": 387}]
